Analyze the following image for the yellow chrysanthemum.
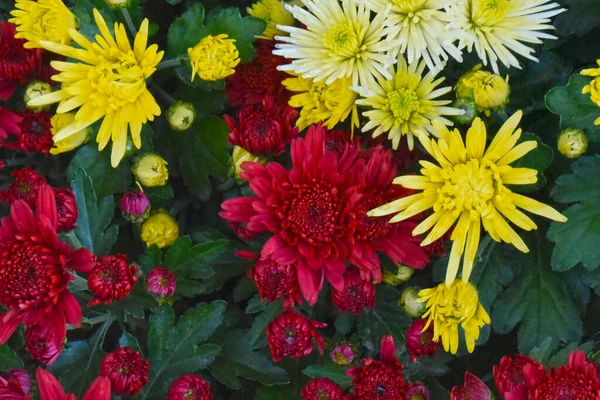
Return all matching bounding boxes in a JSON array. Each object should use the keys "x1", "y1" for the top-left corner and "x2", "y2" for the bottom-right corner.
[
  {"x1": 356, "y1": 0, "x2": 463, "y2": 72},
  {"x1": 418, "y1": 280, "x2": 490, "y2": 354},
  {"x1": 354, "y1": 55, "x2": 463, "y2": 150},
  {"x1": 188, "y1": 34, "x2": 240, "y2": 82},
  {"x1": 9, "y1": 0, "x2": 77, "y2": 49},
  {"x1": 447, "y1": 0, "x2": 565, "y2": 73},
  {"x1": 582, "y1": 59, "x2": 600, "y2": 125},
  {"x1": 141, "y1": 210, "x2": 179, "y2": 249},
  {"x1": 461, "y1": 66, "x2": 510, "y2": 116},
  {"x1": 50, "y1": 113, "x2": 89, "y2": 155},
  {"x1": 369, "y1": 111, "x2": 567, "y2": 285},
  {"x1": 133, "y1": 153, "x2": 169, "y2": 187},
  {"x1": 274, "y1": 0, "x2": 399, "y2": 87},
  {"x1": 247, "y1": 0, "x2": 294, "y2": 39},
  {"x1": 27, "y1": 9, "x2": 163, "y2": 167},
  {"x1": 283, "y1": 75, "x2": 359, "y2": 131}
]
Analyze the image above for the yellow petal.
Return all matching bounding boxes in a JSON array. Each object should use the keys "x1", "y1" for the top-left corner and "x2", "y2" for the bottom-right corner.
[
  {"x1": 496, "y1": 141, "x2": 537, "y2": 166},
  {"x1": 510, "y1": 193, "x2": 568, "y2": 222}
]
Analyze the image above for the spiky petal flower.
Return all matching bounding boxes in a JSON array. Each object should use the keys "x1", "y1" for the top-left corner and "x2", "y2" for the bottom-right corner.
[
  {"x1": 324, "y1": 130, "x2": 360, "y2": 157},
  {"x1": 220, "y1": 125, "x2": 366, "y2": 304},
  {"x1": 447, "y1": 0, "x2": 566, "y2": 74},
  {"x1": 37, "y1": 368, "x2": 111, "y2": 400},
  {"x1": 494, "y1": 354, "x2": 544, "y2": 399},
  {"x1": 370, "y1": 111, "x2": 567, "y2": 285},
  {"x1": 0, "y1": 168, "x2": 47, "y2": 206},
  {"x1": 188, "y1": 34, "x2": 240, "y2": 82},
  {"x1": 247, "y1": 0, "x2": 295, "y2": 39},
  {"x1": 266, "y1": 311, "x2": 326, "y2": 362},
  {"x1": 50, "y1": 112, "x2": 89, "y2": 155},
  {"x1": 101, "y1": 347, "x2": 150, "y2": 396},
  {"x1": 354, "y1": 55, "x2": 463, "y2": 150},
  {"x1": 0, "y1": 22, "x2": 42, "y2": 100},
  {"x1": 407, "y1": 382, "x2": 430, "y2": 400},
  {"x1": 27, "y1": 10, "x2": 163, "y2": 167},
  {"x1": 451, "y1": 372, "x2": 492, "y2": 400},
  {"x1": 0, "y1": 110, "x2": 54, "y2": 154},
  {"x1": 88, "y1": 254, "x2": 138, "y2": 307},
  {"x1": 248, "y1": 255, "x2": 302, "y2": 309},
  {"x1": 0, "y1": 106, "x2": 22, "y2": 142},
  {"x1": 301, "y1": 378, "x2": 344, "y2": 400},
  {"x1": 225, "y1": 96, "x2": 299, "y2": 156},
  {"x1": 274, "y1": 0, "x2": 399, "y2": 87},
  {"x1": 25, "y1": 325, "x2": 61, "y2": 365},
  {"x1": 347, "y1": 335, "x2": 407, "y2": 400},
  {"x1": 0, "y1": 185, "x2": 94, "y2": 349},
  {"x1": 581, "y1": 59, "x2": 600, "y2": 126},
  {"x1": 330, "y1": 343, "x2": 355, "y2": 366},
  {"x1": 406, "y1": 319, "x2": 438, "y2": 363},
  {"x1": 167, "y1": 374, "x2": 213, "y2": 400},
  {"x1": 332, "y1": 269, "x2": 375, "y2": 314},
  {"x1": 418, "y1": 281, "x2": 489, "y2": 354},
  {"x1": 146, "y1": 267, "x2": 176, "y2": 298}
]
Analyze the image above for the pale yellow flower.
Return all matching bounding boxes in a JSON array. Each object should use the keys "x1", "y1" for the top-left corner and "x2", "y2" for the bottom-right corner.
[
  {"x1": 24, "y1": 81, "x2": 53, "y2": 112},
  {"x1": 10, "y1": 0, "x2": 77, "y2": 48},
  {"x1": 167, "y1": 102, "x2": 195, "y2": 131},
  {"x1": 460, "y1": 65, "x2": 510, "y2": 116},
  {"x1": 133, "y1": 153, "x2": 169, "y2": 187},
  {"x1": 557, "y1": 128, "x2": 588, "y2": 159}
]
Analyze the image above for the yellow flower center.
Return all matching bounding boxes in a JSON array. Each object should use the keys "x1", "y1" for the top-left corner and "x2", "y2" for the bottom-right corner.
[
  {"x1": 471, "y1": 0, "x2": 508, "y2": 26},
  {"x1": 325, "y1": 23, "x2": 362, "y2": 58},
  {"x1": 438, "y1": 159, "x2": 496, "y2": 215},
  {"x1": 91, "y1": 51, "x2": 147, "y2": 110},
  {"x1": 389, "y1": 0, "x2": 427, "y2": 13},
  {"x1": 387, "y1": 88, "x2": 420, "y2": 122}
]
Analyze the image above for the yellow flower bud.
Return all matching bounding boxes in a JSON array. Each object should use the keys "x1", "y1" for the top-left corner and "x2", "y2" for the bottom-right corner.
[
  {"x1": 50, "y1": 113, "x2": 89, "y2": 155},
  {"x1": 141, "y1": 210, "x2": 179, "y2": 249},
  {"x1": 133, "y1": 153, "x2": 169, "y2": 187},
  {"x1": 558, "y1": 128, "x2": 588, "y2": 159},
  {"x1": 167, "y1": 101, "x2": 196, "y2": 131},
  {"x1": 104, "y1": 0, "x2": 130, "y2": 9},
  {"x1": 230, "y1": 146, "x2": 268, "y2": 183},
  {"x1": 462, "y1": 69, "x2": 510, "y2": 117},
  {"x1": 382, "y1": 265, "x2": 415, "y2": 286},
  {"x1": 24, "y1": 81, "x2": 53, "y2": 112},
  {"x1": 188, "y1": 34, "x2": 240, "y2": 82},
  {"x1": 399, "y1": 287, "x2": 427, "y2": 318},
  {"x1": 247, "y1": 0, "x2": 295, "y2": 39}
]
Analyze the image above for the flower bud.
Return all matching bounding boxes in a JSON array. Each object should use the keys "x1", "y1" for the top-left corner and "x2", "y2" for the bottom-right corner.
[
  {"x1": 1, "y1": 369, "x2": 31, "y2": 396},
  {"x1": 120, "y1": 189, "x2": 151, "y2": 223},
  {"x1": 230, "y1": 145, "x2": 268, "y2": 183},
  {"x1": 133, "y1": 153, "x2": 169, "y2": 187},
  {"x1": 50, "y1": 113, "x2": 89, "y2": 155},
  {"x1": 141, "y1": 210, "x2": 179, "y2": 249},
  {"x1": 460, "y1": 68, "x2": 510, "y2": 117},
  {"x1": 382, "y1": 264, "x2": 415, "y2": 286},
  {"x1": 399, "y1": 287, "x2": 426, "y2": 318},
  {"x1": 188, "y1": 34, "x2": 240, "y2": 82},
  {"x1": 100, "y1": 347, "x2": 149, "y2": 396},
  {"x1": 329, "y1": 343, "x2": 355, "y2": 366},
  {"x1": 87, "y1": 254, "x2": 138, "y2": 307},
  {"x1": 25, "y1": 325, "x2": 62, "y2": 365},
  {"x1": 24, "y1": 81, "x2": 52, "y2": 112},
  {"x1": 452, "y1": 98, "x2": 478, "y2": 125},
  {"x1": 105, "y1": 0, "x2": 130, "y2": 9},
  {"x1": 167, "y1": 101, "x2": 196, "y2": 131},
  {"x1": 146, "y1": 267, "x2": 176, "y2": 299},
  {"x1": 167, "y1": 374, "x2": 213, "y2": 400},
  {"x1": 407, "y1": 382, "x2": 430, "y2": 400},
  {"x1": 558, "y1": 128, "x2": 588, "y2": 159},
  {"x1": 54, "y1": 188, "x2": 78, "y2": 233}
]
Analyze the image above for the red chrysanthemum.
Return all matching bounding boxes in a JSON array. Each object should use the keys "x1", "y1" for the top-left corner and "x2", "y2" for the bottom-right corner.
[
  {"x1": 225, "y1": 96, "x2": 299, "y2": 156},
  {"x1": 226, "y1": 39, "x2": 290, "y2": 107},
  {"x1": 0, "y1": 369, "x2": 30, "y2": 399},
  {"x1": 494, "y1": 354, "x2": 544, "y2": 399},
  {"x1": 324, "y1": 130, "x2": 361, "y2": 157},
  {"x1": 0, "y1": 22, "x2": 42, "y2": 100},
  {"x1": 221, "y1": 125, "x2": 366, "y2": 304},
  {"x1": 100, "y1": 347, "x2": 150, "y2": 396},
  {"x1": 146, "y1": 267, "x2": 176, "y2": 298},
  {"x1": 332, "y1": 269, "x2": 375, "y2": 314},
  {"x1": 266, "y1": 310, "x2": 326, "y2": 362},
  {"x1": 249, "y1": 254, "x2": 302, "y2": 309},
  {"x1": 54, "y1": 188, "x2": 78, "y2": 233},
  {"x1": 301, "y1": 378, "x2": 344, "y2": 400},
  {"x1": 37, "y1": 368, "x2": 111, "y2": 400},
  {"x1": 25, "y1": 325, "x2": 61, "y2": 365},
  {"x1": 450, "y1": 372, "x2": 492, "y2": 400},
  {"x1": 351, "y1": 147, "x2": 429, "y2": 282},
  {"x1": 347, "y1": 335, "x2": 407, "y2": 400},
  {"x1": 0, "y1": 106, "x2": 22, "y2": 142},
  {"x1": 1, "y1": 168, "x2": 47, "y2": 206},
  {"x1": 406, "y1": 382, "x2": 430, "y2": 400},
  {"x1": 405, "y1": 319, "x2": 439, "y2": 363},
  {"x1": 35, "y1": 52, "x2": 61, "y2": 85},
  {"x1": 0, "y1": 185, "x2": 94, "y2": 350},
  {"x1": 524, "y1": 350, "x2": 600, "y2": 400},
  {"x1": 0, "y1": 110, "x2": 53, "y2": 154},
  {"x1": 167, "y1": 374, "x2": 213, "y2": 400},
  {"x1": 88, "y1": 254, "x2": 138, "y2": 307}
]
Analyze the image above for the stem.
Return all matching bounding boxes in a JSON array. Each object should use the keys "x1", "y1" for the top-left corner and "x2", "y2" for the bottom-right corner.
[
  {"x1": 157, "y1": 57, "x2": 188, "y2": 71},
  {"x1": 121, "y1": 8, "x2": 137, "y2": 38},
  {"x1": 151, "y1": 83, "x2": 177, "y2": 105},
  {"x1": 81, "y1": 313, "x2": 115, "y2": 326},
  {"x1": 63, "y1": 231, "x2": 82, "y2": 250}
]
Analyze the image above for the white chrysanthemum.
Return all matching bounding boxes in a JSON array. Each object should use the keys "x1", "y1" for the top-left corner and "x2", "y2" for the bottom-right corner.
[
  {"x1": 356, "y1": 0, "x2": 464, "y2": 72},
  {"x1": 353, "y1": 55, "x2": 463, "y2": 149},
  {"x1": 273, "y1": 0, "x2": 399, "y2": 87},
  {"x1": 447, "y1": 0, "x2": 566, "y2": 73}
]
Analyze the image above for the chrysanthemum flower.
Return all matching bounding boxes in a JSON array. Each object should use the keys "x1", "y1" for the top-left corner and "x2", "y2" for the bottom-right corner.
[
  {"x1": 0, "y1": 106, "x2": 22, "y2": 142},
  {"x1": 25, "y1": 325, "x2": 61, "y2": 365},
  {"x1": 558, "y1": 128, "x2": 588, "y2": 159},
  {"x1": 248, "y1": 255, "x2": 302, "y2": 309},
  {"x1": 146, "y1": 267, "x2": 176, "y2": 298},
  {"x1": 0, "y1": 369, "x2": 30, "y2": 398},
  {"x1": 370, "y1": 111, "x2": 567, "y2": 285},
  {"x1": 447, "y1": 0, "x2": 565, "y2": 74},
  {"x1": 0, "y1": 185, "x2": 95, "y2": 349},
  {"x1": 225, "y1": 96, "x2": 299, "y2": 156},
  {"x1": 450, "y1": 372, "x2": 492, "y2": 400},
  {"x1": 9, "y1": 0, "x2": 77, "y2": 49},
  {"x1": 266, "y1": 311, "x2": 326, "y2": 362},
  {"x1": 494, "y1": 354, "x2": 544, "y2": 399},
  {"x1": 274, "y1": 0, "x2": 399, "y2": 87},
  {"x1": 356, "y1": 0, "x2": 463, "y2": 71},
  {"x1": 418, "y1": 280, "x2": 489, "y2": 354},
  {"x1": 406, "y1": 319, "x2": 438, "y2": 363},
  {"x1": 188, "y1": 34, "x2": 240, "y2": 82},
  {"x1": 324, "y1": 129, "x2": 360, "y2": 156},
  {"x1": 330, "y1": 343, "x2": 355, "y2": 366},
  {"x1": 220, "y1": 125, "x2": 366, "y2": 304},
  {"x1": 354, "y1": 56, "x2": 462, "y2": 150},
  {"x1": 347, "y1": 335, "x2": 407, "y2": 400},
  {"x1": 120, "y1": 189, "x2": 151, "y2": 223},
  {"x1": 248, "y1": 0, "x2": 295, "y2": 39},
  {"x1": 407, "y1": 382, "x2": 431, "y2": 400},
  {"x1": 332, "y1": 269, "x2": 375, "y2": 314},
  {"x1": 167, "y1": 374, "x2": 212, "y2": 400},
  {"x1": 301, "y1": 378, "x2": 344, "y2": 400},
  {"x1": 133, "y1": 153, "x2": 169, "y2": 187},
  {"x1": 1, "y1": 109, "x2": 53, "y2": 154},
  {"x1": 141, "y1": 210, "x2": 179, "y2": 248},
  {"x1": 49, "y1": 112, "x2": 89, "y2": 155},
  {"x1": 458, "y1": 65, "x2": 510, "y2": 116},
  {"x1": 28, "y1": 9, "x2": 163, "y2": 167},
  {"x1": 100, "y1": 347, "x2": 150, "y2": 396},
  {"x1": 37, "y1": 368, "x2": 110, "y2": 400},
  {"x1": 0, "y1": 168, "x2": 47, "y2": 206},
  {"x1": 0, "y1": 22, "x2": 42, "y2": 100},
  {"x1": 283, "y1": 75, "x2": 359, "y2": 131},
  {"x1": 87, "y1": 254, "x2": 138, "y2": 307},
  {"x1": 582, "y1": 60, "x2": 600, "y2": 125}
]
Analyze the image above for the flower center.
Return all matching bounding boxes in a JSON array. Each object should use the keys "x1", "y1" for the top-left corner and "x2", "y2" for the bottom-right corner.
[
  {"x1": 387, "y1": 88, "x2": 420, "y2": 122},
  {"x1": 389, "y1": 0, "x2": 427, "y2": 13},
  {"x1": 471, "y1": 0, "x2": 508, "y2": 26},
  {"x1": 243, "y1": 112, "x2": 281, "y2": 143},
  {"x1": 325, "y1": 23, "x2": 362, "y2": 58},
  {"x1": 285, "y1": 185, "x2": 338, "y2": 245},
  {"x1": 317, "y1": 390, "x2": 330, "y2": 400}
]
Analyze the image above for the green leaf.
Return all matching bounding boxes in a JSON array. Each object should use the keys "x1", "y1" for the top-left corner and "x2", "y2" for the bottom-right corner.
[
  {"x1": 119, "y1": 331, "x2": 142, "y2": 353},
  {"x1": 166, "y1": 3, "x2": 206, "y2": 58},
  {"x1": 255, "y1": 385, "x2": 300, "y2": 400},
  {"x1": 491, "y1": 232, "x2": 582, "y2": 354},
  {"x1": 551, "y1": 155, "x2": 600, "y2": 204},
  {"x1": 143, "y1": 301, "x2": 226, "y2": 399},
  {"x1": 554, "y1": 0, "x2": 600, "y2": 37},
  {"x1": 165, "y1": 235, "x2": 228, "y2": 279},
  {"x1": 508, "y1": 133, "x2": 554, "y2": 193},
  {"x1": 529, "y1": 337, "x2": 554, "y2": 364},
  {"x1": 247, "y1": 300, "x2": 283, "y2": 349},
  {"x1": 546, "y1": 74, "x2": 600, "y2": 141},
  {"x1": 0, "y1": 345, "x2": 23, "y2": 370},
  {"x1": 302, "y1": 365, "x2": 352, "y2": 387},
  {"x1": 70, "y1": 168, "x2": 118, "y2": 256},
  {"x1": 335, "y1": 312, "x2": 355, "y2": 335},
  {"x1": 208, "y1": 330, "x2": 289, "y2": 390},
  {"x1": 180, "y1": 116, "x2": 231, "y2": 201},
  {"x1": 470, "y1": 237, "x2": 515, "y2": 310}
]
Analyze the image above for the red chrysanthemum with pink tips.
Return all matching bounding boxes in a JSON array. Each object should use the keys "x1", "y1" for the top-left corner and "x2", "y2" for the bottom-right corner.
[
  {"x1": 54, "y1": 188, "x2": 78, "y2": 233},
  {"x1": 167, "y1": 374, "x2": 212, "y2": 400},
  {"x1": 100, "y1": 347, "x2": 149, "y2": 396},
  {"x1": 494, "y1": 354, "x2": 544, "y2": 399},
  {"x1": 301, "y1": 378, "x2": 344, "y2": 400},
  {"x1": 87, "y1": 254, "x2": 138, "y2": 307},
  {"x1": 1, "y1": 167, "x2": 47, "y2": 206},
  {"x1": 266, "y1": 310, "x2": 326, "y2": 362},
  {"x1": 36, "y1": 368, "x2": 111, "y2": 400},
  {"x1": 0, "y1": 110, "x2": 53, "y2": 154},
  {"x1": 25, "y1": 325, "x2": 62, "y2": 365}
]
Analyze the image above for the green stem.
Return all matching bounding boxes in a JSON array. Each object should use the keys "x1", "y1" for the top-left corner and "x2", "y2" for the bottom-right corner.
[
  {"x1": 156, "y1": 56, "x2": 188, "y2": 70},
  {"x1": 121, "y1": 8, "x2": 137, "y2": 38},
  {"x1": 63, "y1": 231, "x2": 82, "y2": 250},
  {"x1": 81, "y1": 313, "x2": 115, "y2": 326},
  {"x1": 151, "y1": 83, "x2": 177, "y2": 105}
]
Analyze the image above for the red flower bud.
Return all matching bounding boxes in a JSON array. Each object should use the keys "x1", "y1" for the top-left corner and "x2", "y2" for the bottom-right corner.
[
  {"x1": 120, "y1": 189, "x2": 151, "y2": 223},
  {"x1": 25, "y1": 325, "x2": 62, "y2": 365},
  {"x1": 330, "y1": 343, "x2": 355, "y2": 366},
  {"x1": 249, "y1": 257, "x2": 301, "y2": 309},
  {"x1": 405, "y1": 319, "x2": 438, "y2": 363},
  {"x1": 54, "y1": 188, "x2": 78, "y2": 233},
  {"x1": 301, "y1": 378, "x2": 344, "y2": 400},
  {"x1": 332, "y1": 269, "x2": 375, "y2": 314},
  {"x1": 146, "y1": 267, "x2": 176, "y2": 298},
  {"x1": 88, "y1": 254, "x2": 138, "y2": 306},
  {"x1": 100, "y1": 347, "x2": 150, "y2": 396},
  {"x1": 266, "y1": 311, "x2": 326, "y2": 362},
  {"x1": 167, "y1": 374, "x2": 212, "y2": 400}
]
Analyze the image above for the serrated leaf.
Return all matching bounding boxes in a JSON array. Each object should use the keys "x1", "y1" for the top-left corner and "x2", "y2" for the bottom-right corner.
[
  {"x1": 166, "y1": 3, "x2": 206, "y2": 58},
  {"x1": 165, "y1": 235, "x2": 227, "y2": 279},
  {"x1": 208, "y1": 330, "x2": 289, "y2": 390},
  {"x1": 0, "y1": 344, "x2": 23, "y2": 370},
  {"x1": 247, "y1": 300, "x2": 283, "y2": 349},
  {"x1": 551, "y1": 155, "x2": 600, "y2": 204},
  {"x1": 302, "y1": 365, "x2": 353, "y2": 387},
  {"x1": 529, "y1": 337, "x2": 554, "y2": 364},
  {"x1": 255, "y1": 385, "x2": 300, "y2": 400},
  {"x1": 100, "y1": 281, "x2": 158, "y2": 321},
  {"x1": 554, "y1": 0, "x2": 600, "y2": 37},
  {"x1": 119, "y1": 331, "x2": 141, "y2": 353},
  {"x1": 70, "y1": 168, "x2": 118, "y2": 256}
]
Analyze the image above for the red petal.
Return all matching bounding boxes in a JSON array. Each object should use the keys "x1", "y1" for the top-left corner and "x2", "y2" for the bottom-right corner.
[
  {"x1": 81, "y1": 377, "x2": 111, "y2": 400},
  {"x1": 36, "y1": 184, "x2": 57, "y2": 230},
  {"x1": 36, "y1": 368, "x2": 69, "y2": 400}
]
